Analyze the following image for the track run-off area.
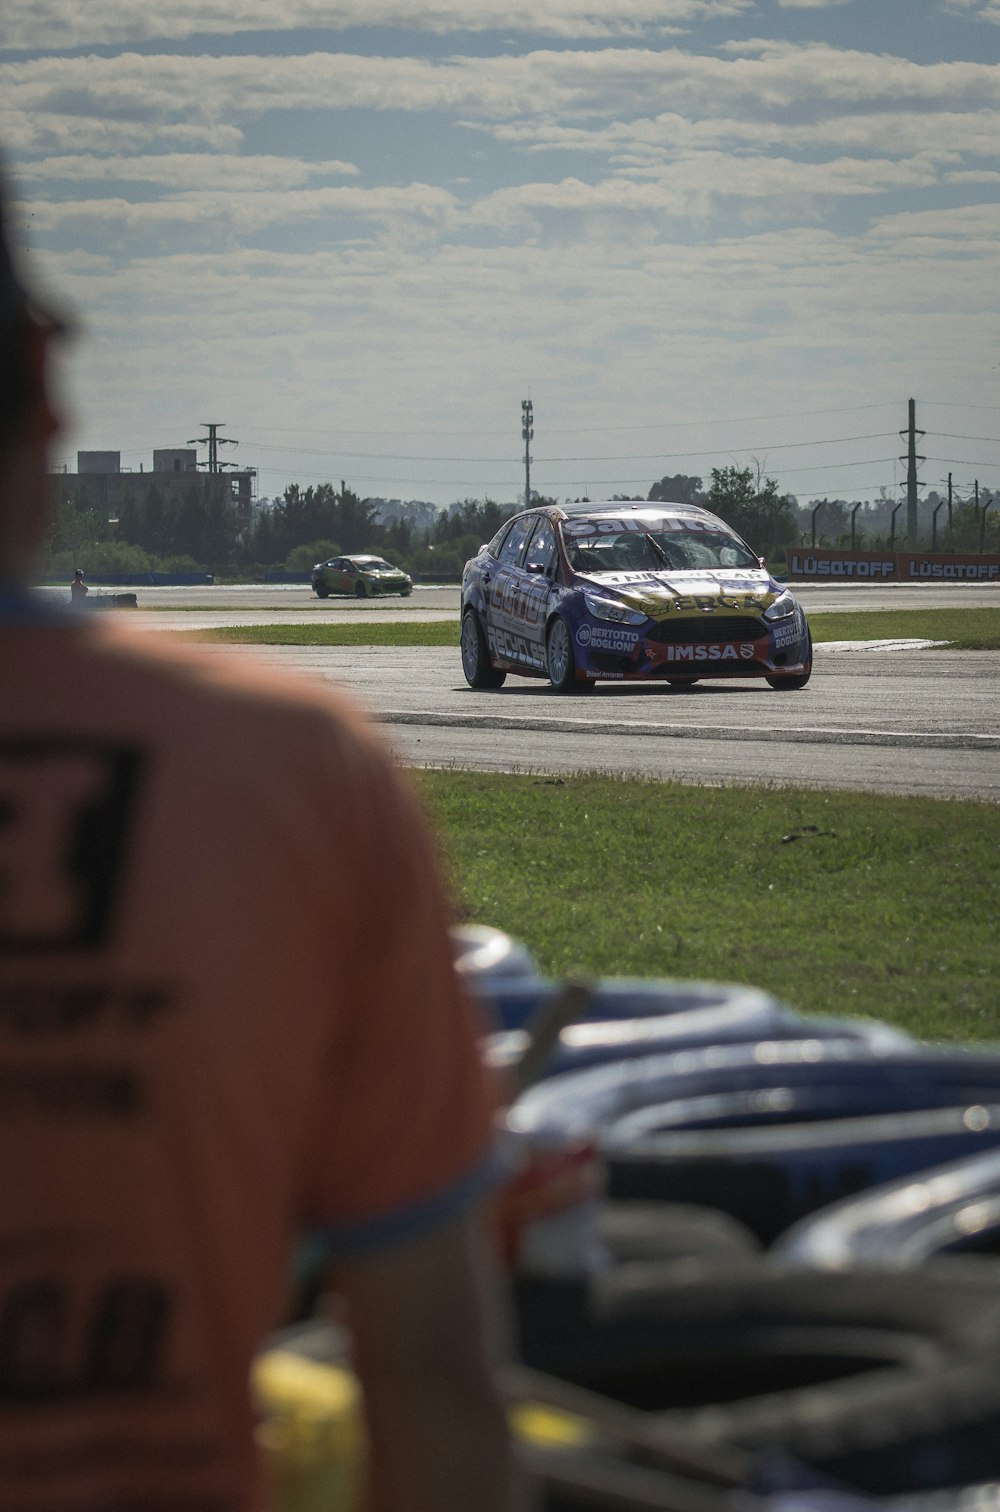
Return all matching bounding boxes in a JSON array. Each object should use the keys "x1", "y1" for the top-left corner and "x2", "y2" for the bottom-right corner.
[{"x1": 118, "y1": 581, "x2": 1000, "y2": 803}]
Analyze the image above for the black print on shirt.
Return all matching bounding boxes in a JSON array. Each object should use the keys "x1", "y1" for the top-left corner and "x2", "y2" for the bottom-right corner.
[{"x1": 0, "y1": 739, "x2": 143, "y2": 954}]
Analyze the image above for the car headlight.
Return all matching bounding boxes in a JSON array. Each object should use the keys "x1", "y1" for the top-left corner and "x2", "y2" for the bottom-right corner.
[
  {"x1": 763, "y1": 591, "x2": 797, "y2": 623},
  {"x1": 583, "y1": 592, "x2": 647, "y2": 626}
]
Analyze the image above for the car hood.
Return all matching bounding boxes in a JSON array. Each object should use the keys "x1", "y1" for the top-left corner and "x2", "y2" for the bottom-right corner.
[{"x1": 573, "y1": 567, "x2": 782, "y2": 619}]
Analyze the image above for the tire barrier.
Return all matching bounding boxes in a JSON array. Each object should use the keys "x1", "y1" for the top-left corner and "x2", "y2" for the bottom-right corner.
[
  {"x1": 538, "y1": 1260, "x2": 1000, "y2": 1497},
  {"x1": 449, "y1": 922, "x2": 540, "y2": 987},
  {"x1": 775, "y1": 1146, "x2": 1000, "y2": 1267},
  {"x1": 598, "y1": 1201, "x2": 762, "y2": 1268},
  {"x1": 486, "y1": 1004, "x2": 911, "y2": 1084},
  {"x1": 508, "y1": 1041, "x2": 1000, "y2": 1242},
  {"x1": 471, "y1": 974, "x2": 800, "y2": 1038}
]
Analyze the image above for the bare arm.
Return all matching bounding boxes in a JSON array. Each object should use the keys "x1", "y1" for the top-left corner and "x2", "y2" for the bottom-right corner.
[{"x1": 332, "y1": 1211, "x2": 523, "y2": 1512}]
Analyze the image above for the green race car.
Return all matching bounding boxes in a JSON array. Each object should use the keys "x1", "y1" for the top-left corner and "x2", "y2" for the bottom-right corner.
[{"x1": 311, "y1": 554, "x2": 413, "y2": 599}]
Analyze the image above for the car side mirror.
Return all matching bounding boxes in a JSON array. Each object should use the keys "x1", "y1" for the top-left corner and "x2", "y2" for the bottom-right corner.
[{"x1": 525, "y1": 561, "x2": 546, "y2": 575}]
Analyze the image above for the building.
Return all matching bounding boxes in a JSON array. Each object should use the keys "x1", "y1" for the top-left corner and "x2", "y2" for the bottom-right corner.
[{"x1": 53, "y1": 449, "x2": 257, "y2": 518}]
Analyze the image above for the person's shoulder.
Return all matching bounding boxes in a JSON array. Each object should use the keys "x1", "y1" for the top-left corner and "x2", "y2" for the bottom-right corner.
[{"x1": 72, "y1": 620, "x2": 374, "y2": 742}]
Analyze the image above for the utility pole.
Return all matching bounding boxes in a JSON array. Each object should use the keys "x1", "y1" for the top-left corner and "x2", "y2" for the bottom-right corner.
[
  {"x1": 521, "y1": 399, "x2": 533, "y2": 510},
  {"x1": 898, "y1": 398, "x2": 924, "y2": 546},
  {"x1": 188, "y1": 422, "x2": 238, "y2": 474}
]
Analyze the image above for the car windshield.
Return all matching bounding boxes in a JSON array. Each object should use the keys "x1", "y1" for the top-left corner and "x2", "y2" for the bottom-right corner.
[
  {"x1": 562, "y1": 515, "x2": 759, "y2": 574},
  {"x1": 355, "y1": 558, "x2": 393, "y2": 570}
]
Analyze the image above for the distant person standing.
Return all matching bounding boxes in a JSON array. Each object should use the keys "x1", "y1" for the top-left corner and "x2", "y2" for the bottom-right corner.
[{"x1": 70, "y1": 566, "x2": 88, "y2": 602}]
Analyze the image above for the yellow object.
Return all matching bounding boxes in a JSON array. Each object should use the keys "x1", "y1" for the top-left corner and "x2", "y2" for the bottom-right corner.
[
  {"x1": 510, "y1": 1401, "x2": 594, "y2": 1449},
  {"x1": 252, "y1": 1346, "x2": 596, "y2": 1511},
  {"x1": 253, "y1": 1349, "x2": 365, "y2": 1512}
]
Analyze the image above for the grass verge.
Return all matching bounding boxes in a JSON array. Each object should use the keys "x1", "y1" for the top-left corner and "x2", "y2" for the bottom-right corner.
[
  {"x1": 417, "y1": 771, "x2": 1000, "y2": 1044},
  {"x1": 182, "y1": 621, "x2": 459, "y2": 647},
  {"x1": 183, "y1": 606, "x2": 1000, "y2": 649}
]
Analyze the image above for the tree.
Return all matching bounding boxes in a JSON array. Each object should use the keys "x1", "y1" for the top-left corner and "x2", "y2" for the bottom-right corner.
[
  {"x1": 648, "y1": 475, "x2": 705, "y2": 505},
  {"x1": 707, "y1": 464, "x2": 797, "y2": 559}
]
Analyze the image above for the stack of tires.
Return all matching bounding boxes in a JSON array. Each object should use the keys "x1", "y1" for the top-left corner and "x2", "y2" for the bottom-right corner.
[{"x1": 453, "y1": 926, "x2": 1000, "y2": 1508}]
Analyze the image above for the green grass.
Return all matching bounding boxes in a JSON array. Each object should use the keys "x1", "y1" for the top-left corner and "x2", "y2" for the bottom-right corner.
[
  {"x1": 181, "y1": 606, "x2": 1000, "y2": 649},
  {"x1": 810, "y1": 607, "x2": 1000, "y2": 649},
  {"x1": 183, "y1": 621, "x2": 461, "y2": 647},
  {"x1": 417, "y1": 772, "x2": 1000, "y2": 1045}
]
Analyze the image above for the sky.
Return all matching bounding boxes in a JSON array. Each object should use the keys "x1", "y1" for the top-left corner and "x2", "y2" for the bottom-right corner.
[{"x1": 2, "y1": 0, "x2": 999, "y2": 511}]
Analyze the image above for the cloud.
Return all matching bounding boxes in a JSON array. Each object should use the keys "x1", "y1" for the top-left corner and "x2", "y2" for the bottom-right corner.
[
  {"x1": 943, "y1": 0, "x2": 1000, "y2": 22},
  {"x1": 3, "y1": 46, "x2": 999, "y2": 151},
  {"x1": 1, "y1": 0, "x2": 753, "y2": 51},
  {"x1": 25, "y1": 154, "x2": 359, "y2": 190},
  {"x1": 484, "y1": 109, "x2": 1000, "y2": 169},
  {"x1": 18, "y1": 183, "x2": 458, "y2": 242},
  {"x1": 42, "y1": 210, "x2": 998, "y2": 502}
]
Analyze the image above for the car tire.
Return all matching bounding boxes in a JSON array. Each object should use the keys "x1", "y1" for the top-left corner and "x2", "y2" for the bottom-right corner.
[
  {"x1": 314, "y1": 582, "x2": 329, "y2": 599},
  {"x1": 599, "y1": 1201, "x2": 762, "y2": 1266},
  {"x1": 546, "y1": 617, "x2": 593, "y2": 694},
  {"x1": 461, "y1": 609, "x2": 506, "y2": 689},
  {"x1": 509, "y1": 1043, "x2": 1000, "y2": 1243},
  {"x1": 766, "y1": 628, "x2": 812, "y2": 690},
  {"x1": 774, "y1": 1146, "x2": 1000, "y2": 1267},
  {"x1": 567, "y1": 1260, "x2": 1000, "y2": 1497},
  {"x1": 354, "y1": 581, "x2": 368, "y2": 598},
  {"x1": 667, "y1": 678, "x2": 699, "y2": 687}
]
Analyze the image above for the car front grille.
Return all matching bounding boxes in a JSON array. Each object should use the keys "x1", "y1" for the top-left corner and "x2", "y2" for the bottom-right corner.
[{"x1": 646, "y1": 615, "x2": 764, "y2": 644}]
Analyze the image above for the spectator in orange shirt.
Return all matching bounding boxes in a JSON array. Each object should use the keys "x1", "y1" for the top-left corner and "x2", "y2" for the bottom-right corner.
[{"x1": 0, "y1": 158, "x2": 518, "y2": 1512}]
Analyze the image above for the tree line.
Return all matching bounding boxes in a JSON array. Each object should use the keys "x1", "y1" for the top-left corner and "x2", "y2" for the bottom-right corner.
[{"x1": 41, "y1": 464, "x2": 997, "y2": 581}]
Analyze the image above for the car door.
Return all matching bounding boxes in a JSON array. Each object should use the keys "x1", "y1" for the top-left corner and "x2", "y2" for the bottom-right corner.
[
  {"x1": 486, "y1": 513, "x2": 537, "y2": 666},
  {"x1": 514, "y1": 516, "x2": 559, "y2": 668}
]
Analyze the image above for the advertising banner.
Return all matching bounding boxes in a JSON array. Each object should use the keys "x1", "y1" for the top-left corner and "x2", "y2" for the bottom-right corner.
[{"x1": 785, "y1": 548, "x2": 1000, "y2": 582}]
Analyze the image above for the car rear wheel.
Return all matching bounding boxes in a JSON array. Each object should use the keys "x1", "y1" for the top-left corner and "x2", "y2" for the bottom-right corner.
[
  {"x1": 546, "y1": 616, "x2": 593, "y2": 694},
  {"x1": 354, "y1": 581, "x2": 368, "y2": 598},
  {"x1": 461, "y1": 609, "x2": 506, "y2": 689},
  {"x1": 667, "y1": 678, "x2": 699, "y2": 688},
  {"x1": 314, "y1": 582, "x2": 329, "y2": 599}
]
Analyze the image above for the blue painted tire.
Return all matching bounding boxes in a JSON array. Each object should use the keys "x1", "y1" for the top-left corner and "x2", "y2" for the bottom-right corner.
[
  {"x1": 508, "y1": 1041, "x2": 1000, "y2": 1241},
  {"x1": 775, "y1": 1145, "x2": 1000, "y2": 1266}
]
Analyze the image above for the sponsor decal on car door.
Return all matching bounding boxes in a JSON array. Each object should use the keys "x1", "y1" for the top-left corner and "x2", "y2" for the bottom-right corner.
[{"x1": 487, "y1": 514, "x2": 538, "y2": 666}]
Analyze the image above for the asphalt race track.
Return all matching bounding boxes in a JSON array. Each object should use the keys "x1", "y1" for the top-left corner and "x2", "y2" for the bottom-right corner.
[{"x1": 114, "y1": 582, "x2": 1000, "y2": 802}]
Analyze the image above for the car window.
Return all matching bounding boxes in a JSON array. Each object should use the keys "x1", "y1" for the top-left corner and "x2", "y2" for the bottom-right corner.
[
  {"x1": 562, "y1": 513, "x2": 759, "y2": 573},
  {"x1": 524, "y1": 517, "x2": 557, "y2": 575},
  {"x1": 497, "y1": 514, "x2": 535, "y2": 567},
  {"x1": 487, "y1": 523, "x2": 512, "y2": 557}
]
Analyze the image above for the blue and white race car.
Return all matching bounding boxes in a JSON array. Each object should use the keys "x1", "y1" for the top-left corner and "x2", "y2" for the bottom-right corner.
[{"x1": 460, "y1": 500, "x2": 812, "y2": 693}]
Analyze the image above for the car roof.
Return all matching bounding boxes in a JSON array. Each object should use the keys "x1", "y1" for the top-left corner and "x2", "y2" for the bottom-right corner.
[{"x1": 554, "y1": 499, "x2": 715, "y2": 519}]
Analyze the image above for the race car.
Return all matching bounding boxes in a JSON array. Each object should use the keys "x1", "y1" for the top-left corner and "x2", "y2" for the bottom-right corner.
[
  {"x1": 460, "y1": 501, "x2": 812, "y2": 693},
  {"x1": 311, "y1": 554, "x2": 413, "y2": 598}
]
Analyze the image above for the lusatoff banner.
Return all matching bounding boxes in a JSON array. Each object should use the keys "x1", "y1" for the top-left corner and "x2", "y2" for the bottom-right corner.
[{"x1": 785, "y1": 549, "x2": 1000, "y2": 582}]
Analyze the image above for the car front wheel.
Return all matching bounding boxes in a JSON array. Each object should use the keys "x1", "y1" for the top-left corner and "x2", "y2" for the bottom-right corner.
[
  {"x1": 314, "y1": 581, "x2": 329, "y2": 599},
  {"x1": 461, "y1": 610, "x2": 506, "y2": 689},
  {"x1": 546, "y1": 616, "x2": 593, "y2": 694},
  {"x1": 766, "y1": 630, "x2": 813, "y2": 691}
]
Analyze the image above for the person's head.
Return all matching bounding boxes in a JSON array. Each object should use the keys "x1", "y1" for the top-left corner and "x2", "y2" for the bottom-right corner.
[{"x1": 0, "y1": 159, "x2": 67, "y2": 583}]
